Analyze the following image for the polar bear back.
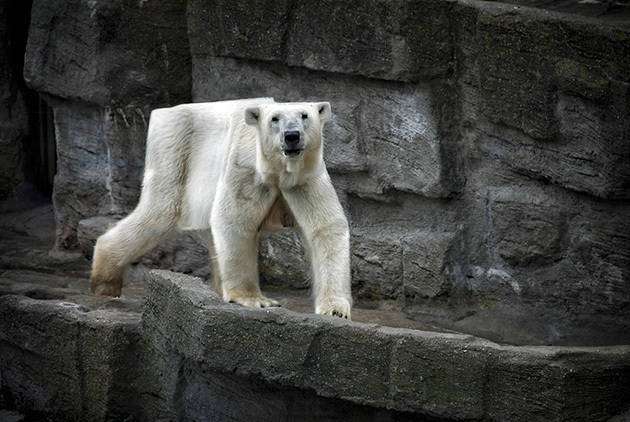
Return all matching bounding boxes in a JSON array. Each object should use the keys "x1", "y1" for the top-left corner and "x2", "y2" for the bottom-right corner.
[{"x1": 145, "y1": 97, "x2": 275, "y2": 230}]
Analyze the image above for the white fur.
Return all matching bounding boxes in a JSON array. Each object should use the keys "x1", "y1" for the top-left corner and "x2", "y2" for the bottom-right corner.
[{"x1": 90, "y1": 97, "x2": 352, "y2": 318}]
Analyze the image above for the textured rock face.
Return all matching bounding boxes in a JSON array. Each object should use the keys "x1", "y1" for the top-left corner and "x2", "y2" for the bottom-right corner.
[
  {"x1": 52, "y1": 103, "x2": 113, "y2": 248},
  {"x1": 0, "y1": 1, "x2": 28, "y2": 200},
  {"x1": 1, "y1": 207, "x2": 630, "y2": 421},
  {"x1": 141, "y1": 271, "x2": 630, "y2": 422},
  {"x1": 259, "y1": 229, "x2": 310, "y2": 289},
  {"x1": 0, "y1": 295, "x2": 143, "y2": 421},
  {"x1": 469, "y1": 4, "x2": 630, "y2": 199},
  {"x1": 51, "y1": 102, "x2": 151, "y2": 248},
  {"x1": 489, "y1": 190, "x2": 566, "y2": 267},
  {"x1": 15, "y1": 0, "x2": 630, "y2": 346},
  {"x1": 402, "y1": 231, "x2": 459, "y2": 299},
  {"x1": 23, "y1": 0, "x2": 192, "y2": 249},
  {"x1": 187, "y1": 0, "x2": 630, "y2": 345},
  {"x1": 24, "y1": 0, "x2": 191, "y2": 106},
  {"x1": 188, "y1": 0, "x2": 453, "y2": 82},
  {"x1": 351, "y1": 230, "x2": 404, "y2": 300}
]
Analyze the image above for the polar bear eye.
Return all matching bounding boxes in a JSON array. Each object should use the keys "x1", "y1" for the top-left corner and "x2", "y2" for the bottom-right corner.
[
  {"x1": 301, "y1": 113, "x2": 308, "y2": 120},
  {"x1": 271, "y1": 116, "x2": 279, "y2": 123}
]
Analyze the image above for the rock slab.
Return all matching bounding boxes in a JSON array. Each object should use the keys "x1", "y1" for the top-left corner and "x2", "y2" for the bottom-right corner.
[{"x1": 142, "y1": 270, "x2": 630, "y2": 422}]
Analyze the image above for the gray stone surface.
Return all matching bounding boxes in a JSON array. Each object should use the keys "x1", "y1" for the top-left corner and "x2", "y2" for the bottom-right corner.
[
  {"x1": 143, "y1": 270, "x2": 630, "y2": 422},
  {"x1": 188, "y1": 0, "x2": 453, "y2": 82},
  {"x1": 3, "y1": 0, "x2": 629, "y2": 358},
  {"x1": 51, "y1": 102, "x2": 112, "y2": 249},
  {"x1": 21, "y1": 0, "x2": 192, "y2": 250},
  {"x1": 0, "y1": 209, "x2": 450, "y2": 421},
  {"x1": 0, "y1": 205, "x2": 145, "y2": 421},
  {"x1": 193, "y1": 56, "x2": 461, "y2": 197},
  {"x1": 488, "y1": 189, "x2": 566, "y2": 267},
  {"x1": 466, "y1": 2, "x2": 630, "y2": 199},
  {"x1": 351, "y1": 230, "x2": 403, "y2": 301},
  {"x1": 402, "y1": 231, "x2": 459, "y2": 299},
  {"x1": 0, "y1": 294, "x2": 143, "y2": 421},
  {"x1": 0, "y1": 1, "x2": 27, "y2": 201},
  {"x1": 259, "y1": 229, "x2": 310, "y2": 289},
  {"x1": 24, "y1": 0, "x2": 191, "y2": 106},
  {"x1": 3, "y1": 262, "x2": 629, "y2": 420},
  {"x1": 1, "y1": 206, "x2": 630, "y2": 420}
]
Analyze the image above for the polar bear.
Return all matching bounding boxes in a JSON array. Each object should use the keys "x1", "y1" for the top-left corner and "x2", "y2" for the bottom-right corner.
[{"x1": 90, "y1": 98, "x2": 352, "y2": 318}]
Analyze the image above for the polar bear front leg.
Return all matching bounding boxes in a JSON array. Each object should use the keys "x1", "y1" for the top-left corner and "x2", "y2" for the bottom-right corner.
[
  {"x1": 213, "y1": 229, "x2": 280, "y2": 308},
  {"x1": 210, "y1": 185, "x2": 280, "y2": 309},
  {"x1": 215, "y1": 229, "x2": 280, "y2": 308},
  {"x1": 282, "y1": 173, "x2": 352, "y2": 319}
]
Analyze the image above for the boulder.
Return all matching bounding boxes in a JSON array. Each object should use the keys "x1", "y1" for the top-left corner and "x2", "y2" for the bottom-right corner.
[
  {"x1": 402, "y1": 231, "x2": 459, "y2": 300},
  {"x1": 188, "y1": 0, "x2": 454, "y2": 82},
  {"x1": 0, "y1": 294, "x2": 143, "y2": 421},
  {"x1": 24, "y1": 0, "x2": 191, "y2": 106},
  {"x1": 351, "y1": 230, "x2": 403, "y2": 301},
  {"x1": 143, "y1": 270, "x2": 630, "y2": 421}
]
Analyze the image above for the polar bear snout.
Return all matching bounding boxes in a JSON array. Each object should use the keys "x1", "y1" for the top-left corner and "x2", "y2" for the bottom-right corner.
[
  {"x1": 284, "y1": 130, "x2": 300, "y2": 144},
  {"x1": 283, "y1": 130, "x2": 303, "y2": 155}
]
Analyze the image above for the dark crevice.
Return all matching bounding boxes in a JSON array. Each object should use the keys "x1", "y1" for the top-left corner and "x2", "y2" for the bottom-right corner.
[{"x1": 3, "y1": 0, "x2": 56, "y2": 203}]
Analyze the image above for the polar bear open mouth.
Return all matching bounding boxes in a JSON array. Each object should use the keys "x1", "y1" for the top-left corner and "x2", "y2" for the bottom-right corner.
[{"x1": 282, "y1": 148, "x2": 303, "y2": 157}]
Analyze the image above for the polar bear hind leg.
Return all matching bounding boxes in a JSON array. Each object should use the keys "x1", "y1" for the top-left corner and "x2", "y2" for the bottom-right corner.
[
  {"x1": 91, "y1": 107, "x2": 191, "y2": 296},
  {"x1": 90, "y1": 202, "x2": 177, "y2": 296}
]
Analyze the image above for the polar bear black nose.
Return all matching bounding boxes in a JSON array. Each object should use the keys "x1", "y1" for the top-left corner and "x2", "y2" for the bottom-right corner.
[{"x1": 284, "y1": 130, "x2": 301, "y2": 146}]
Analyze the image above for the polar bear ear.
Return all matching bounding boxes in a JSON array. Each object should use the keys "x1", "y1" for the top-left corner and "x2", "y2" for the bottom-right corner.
[
  {"x1": 316, "y1": 102, "x2": 331, "y2": 124},
  {"x1": 245, "y1": 107, "x2": 261, "y2": 126}
]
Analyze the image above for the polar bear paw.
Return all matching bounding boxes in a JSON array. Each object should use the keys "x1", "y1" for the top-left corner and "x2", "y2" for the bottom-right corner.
[
  {"x1": 90, "y1": 274, "x2": 123, "y2": 297},
  {"x1": 316, "y1": 297, "x2": 352, "y2": 320},
  {"x1": 225, "y1": 291, "x2": 281, "y2": 309}
]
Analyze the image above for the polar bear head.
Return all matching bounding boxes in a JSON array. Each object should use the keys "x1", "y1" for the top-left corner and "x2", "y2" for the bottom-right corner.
[{"x1": 245, "y1": 102, "x2": 331, "y2": 175}]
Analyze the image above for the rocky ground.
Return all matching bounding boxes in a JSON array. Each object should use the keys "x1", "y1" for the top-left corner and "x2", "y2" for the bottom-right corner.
[
  {"x1": 0, "y1": 204, "x2": 144, "y2": 310},
  {"x1": 0, "y1": 203, "x2": 451, "y2": 332},
  {"x1": 1, "y1": 204, "x2": 630, "y2": 421},
  {"x1": 0, "y1": 204, "x2": 456, "y2": 421}
]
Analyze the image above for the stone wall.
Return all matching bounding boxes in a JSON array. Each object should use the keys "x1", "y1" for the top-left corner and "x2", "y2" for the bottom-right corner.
[
  {"x1": 23, "y1": 0, "x2": 194, "y2": 254},
  {"x1": 2, "y1": 269, "x2": 629, "y2": 421},
  {"x1": 0, "y1": 0, "x2": 29, "y2": 201},
  {"x1": 18, "y1": 0, "x2": 630, "y2": 345}
]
